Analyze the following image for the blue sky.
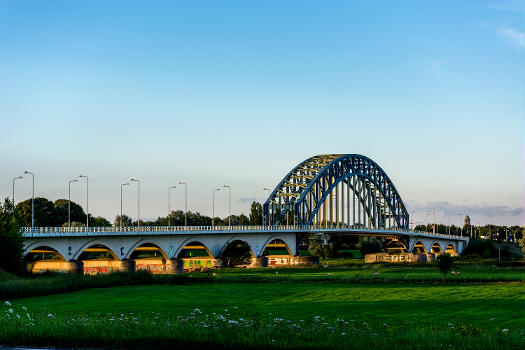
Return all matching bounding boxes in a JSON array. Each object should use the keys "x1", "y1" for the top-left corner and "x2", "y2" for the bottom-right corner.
[{"x1": 0, "y1": 0, "x2": 523, "y2": 225}]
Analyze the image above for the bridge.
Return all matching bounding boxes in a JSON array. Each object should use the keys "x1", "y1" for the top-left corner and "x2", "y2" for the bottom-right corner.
[{"x1": 22, "y1": 154, "x2": 469, "y2": 274}]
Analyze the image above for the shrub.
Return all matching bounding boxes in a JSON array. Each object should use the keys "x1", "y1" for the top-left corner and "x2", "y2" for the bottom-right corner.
[
  {"x1": 222, "y1": 241, "x2": 252, "y2": 267},
  {"x1": 437, "y1": 253, "x2": 453, "y2": 280}
]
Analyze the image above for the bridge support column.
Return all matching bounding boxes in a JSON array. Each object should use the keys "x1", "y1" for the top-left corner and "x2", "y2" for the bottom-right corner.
[
  {"x1": 250, "y1": 256, "x2": 268, "y2": 268},
  {"x1": 292, "y1": 256, "x2": 320, "y2": 265},
  {"x1": 27, "y1": 260, "x2": 84, "y2": 274},
  {"x1": 166, "y1": 258, "x2": 184, "y2": 274}
]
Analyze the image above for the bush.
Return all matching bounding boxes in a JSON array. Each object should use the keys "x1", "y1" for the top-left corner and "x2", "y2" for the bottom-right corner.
[
  {"x1": 437, "y1": 253, "x2": 453, "y2": 280},
  {"x1": 0, "y1": 199, "x2": 24, "y2": 274},
  {"x1": 360, "y1": 241, "x2": 382, "y2": 256},
  {"x1": 222, "y1": 241, "x2": 252, "y2": 267},
  {"x1": 462, "y1": 239, "x2": 497, "y2": 258}
]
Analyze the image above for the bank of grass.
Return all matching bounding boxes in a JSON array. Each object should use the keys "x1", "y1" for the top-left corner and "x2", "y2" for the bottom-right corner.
[
  {"x1": 3, "y1": 282, "x2": 524, "y2": 349},
  {"x1": 0, "y1": 261, "x2": 523, "y2": 300}
]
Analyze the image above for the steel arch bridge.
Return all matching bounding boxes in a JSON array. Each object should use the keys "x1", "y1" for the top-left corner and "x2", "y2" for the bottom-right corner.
[{"x1": 263, "y1": 154, "x2": 409, "y2": 229}]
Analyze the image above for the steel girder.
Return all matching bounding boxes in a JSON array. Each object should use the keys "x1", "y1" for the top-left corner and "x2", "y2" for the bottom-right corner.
[{"x1": 263, "y1": 154, "x2": 409, "y2": 229}]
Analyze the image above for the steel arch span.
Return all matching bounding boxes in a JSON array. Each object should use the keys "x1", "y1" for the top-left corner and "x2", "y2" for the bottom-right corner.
[{"x1": 263, "y1": 154, "x2": 409, "y2": 229}]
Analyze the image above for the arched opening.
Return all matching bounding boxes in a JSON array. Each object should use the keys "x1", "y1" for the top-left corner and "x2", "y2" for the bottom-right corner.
[
  {"x1": 385, "y1": 239, "x2": 407, "y2": 254},
  {"x1": 78, "y1": 244, "x2": 120, "y2": 274},
  {"x1": 431, "y1": 243, "x2": 442, "y2": 255},
  {"x1": 129, "y1": 243, "x2": 170, "y2": 274},
  {"x1": 221, "y1": 240, "x2": 254, "y2": 268},
  {"x1": 177, "y1": 241, "x2": 213, "y2": 271},
  {"x1": 445, "y1": 244, "x2": 457, "y2": 256},
  {"x1": 25, "y1": 246, "x2": 67, "y2": 273},
  {"x1": 412, "y1": 241, "x2": 427, "y2": 254},
  {"x1": 262, "y1": 239, "x2": 293, "y2": 266},
  {"x1": 25, "y1": 246, "x2": 66, "y2": 262}
]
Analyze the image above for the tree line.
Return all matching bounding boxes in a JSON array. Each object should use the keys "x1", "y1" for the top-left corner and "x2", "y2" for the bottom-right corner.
[
  {"x1": 15, "y1": 197, "x2": 264, "y2": 227},
  {"x1": 413, "y1": 223, "x2": 523, "y2": 241}
]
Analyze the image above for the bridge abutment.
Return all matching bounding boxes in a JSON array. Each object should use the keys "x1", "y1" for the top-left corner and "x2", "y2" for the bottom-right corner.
[{"x1": 27, "y1": 260, "x2": 84, "y2": 274}]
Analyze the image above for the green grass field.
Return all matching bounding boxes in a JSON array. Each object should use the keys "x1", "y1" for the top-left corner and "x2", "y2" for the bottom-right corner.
[
  {"x1": 2, "y1": 280, "x2": 524, "y2": 349},
  {"x1": 1, "y1": 261, "x2": 524, "y2": 349}
]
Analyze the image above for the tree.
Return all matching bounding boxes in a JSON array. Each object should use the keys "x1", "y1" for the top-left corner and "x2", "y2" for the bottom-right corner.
[
  {"x1": 54, "y1": 199, "x2": 86, "y2": 226},
  {"x1": 520, "y1": 227, "x2": 525, "y2": 253},
  {"x1": 114, "y1": 215, "x2": 133, "y2": 227},
  {"x1": 16, "y1": 197, "x2": 57, "y2": 227},
  {"x1": 90, "y1": 216, "x2": 112, "y2": 227},
  {"x1": 308, "y1": 234, "x2": 341, "y2": 259},
  {"x1": 0, "y1": 198, "x2": 24, "y2": 274},
  {"x1": 437, "y1": 253, "x2": 453, "y2": 281},
  {"x1": 249, "y1": 202, "x2": 262, "y2": 225},
  {"x1": 222, "y1": 240, "x2": 252, "y2": 267}
]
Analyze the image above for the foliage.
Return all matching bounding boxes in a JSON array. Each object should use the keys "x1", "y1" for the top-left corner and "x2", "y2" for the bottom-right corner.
[
  {"x1": 16, "y1": 197, "x2": 56, "y2": 227},
  {"x1": 437, "y1": 253, "x2": 454, "y2": 280},
  {"x1": 520, "y1": 227, "x2": 525, "y2": 253},
  {"x1": 462, "y1": 239, "x2": 497, "y2": 258},
  {"x1": 54, "y1": 199, "x2": 86, "y2": 226},
  {"x1": 113, "y1": 215, "x2": 133, "y2": 227},
  {"x1": 90, "y1": 216, "x2": 111, "y2": 227},
  {"x1": 222, "y1": 241, "x2": 252, "y2": 267},
  {"x1": 249, "y1": 202, "x2": 262, "y2": 225},
  {"x1": 308, "y1": 234, "x2": 341, "y2": 259},
  {"x1": 0, "y1": 199, "x2": 24, "y2": 274},
  {"x1": 360, "y1": 241, "x2": 383, "y2": 256}
]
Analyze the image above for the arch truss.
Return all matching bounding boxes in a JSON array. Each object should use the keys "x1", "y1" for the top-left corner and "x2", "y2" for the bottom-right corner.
[{"x1": 263, "y1": 154, "x2": 409, "y2": 229}]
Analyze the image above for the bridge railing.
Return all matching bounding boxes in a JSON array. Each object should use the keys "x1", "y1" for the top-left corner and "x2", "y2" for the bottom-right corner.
[{"x1": 21, "y1": 225, "x2": 468, "y2": 240}]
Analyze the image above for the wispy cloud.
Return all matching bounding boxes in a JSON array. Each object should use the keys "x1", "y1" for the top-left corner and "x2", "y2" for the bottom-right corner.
[
  {"x1": 498, "y1": 26, "x2": 525, "y2": 48},
  {"x1": 237, "y1": 197, "x2": 261, "y2": 204},
  {"x1": 407, "y1": 201, "x2": 524, "y2": 218}
]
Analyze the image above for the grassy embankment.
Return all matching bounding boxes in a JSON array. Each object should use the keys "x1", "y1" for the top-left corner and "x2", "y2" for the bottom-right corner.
[{"x1": 2, "y1": 281, "x2": 524, "y2": 349}]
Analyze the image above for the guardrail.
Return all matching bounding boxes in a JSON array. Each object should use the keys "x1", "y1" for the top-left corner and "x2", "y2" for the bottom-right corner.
[{"x1": 21, "y1": 225, "x2": 469, "y2": 240}]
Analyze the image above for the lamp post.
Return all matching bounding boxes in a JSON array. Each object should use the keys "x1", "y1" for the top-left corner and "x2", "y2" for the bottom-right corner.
[
  {"x1": 457, "y1": 213, "x2": 463, "y2": 237},
  {"x1": 12, "y1": 176, "x2": 22, "y2": 205},
  {"x1": 68, "y1": 179, "x2": 78, "y2": 229},
  {"x1": 79, "y1": 175, "x2": 88, "y2": 229},
  {"x1": 263, "y1": 188, "x2": 271, "y2": 226},
  {"x1": 212, "y1": 188, "x2": 220, "y2": 226},
  {"x1": 24, "y1": 171, "x2": 35, "y2": 231},
  {"x1": 120, "y1": 183, "x2": 129, "y2": 230},
  {"x1": 130, "y1": 179, "x2": 140, "y2": 228},
  {"x1": 432, "y1": 208, "x2": 436, "y2": 234},
  {"x1": 425, "y1": 213, "x2": 430, "y2": 232},
  {"x1": 168, "y1": 186, "x2": 176, "y2": 227},
  {"x1": 178, "y1": 182, "x2": 188, "y2": 227},
  {"x1": 223, "y1": 185, "x2": 231, "y2": 226}
]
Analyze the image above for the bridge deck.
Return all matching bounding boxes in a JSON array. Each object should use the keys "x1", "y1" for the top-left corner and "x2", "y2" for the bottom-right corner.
[{"x1": 22, "y1": 226, "x2": 468, "y2": 242}]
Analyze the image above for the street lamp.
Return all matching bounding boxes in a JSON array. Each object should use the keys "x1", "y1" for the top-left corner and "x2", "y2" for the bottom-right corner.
[
  {"x1": 457, "y1": 213, "x2": 463, "y2": 237},
  {"x1": 12, "y1": 176, "x2": 22, "y2": 205},
  {"x1": 168, "y1": 186, "x2": 176, "y2": 227},
  {"x1": 79, "y1": 175, "x2": 88, "y2": 229},
  {"x1": 178, "y1": 182, "x2": 188, "y2": 227},
  {"x1": 130, "y1": 179, "x2": 140, "y2": 228},
  {"x1": 432, "y1": 208, "x2": 436, "y2": 234},
  {"x1": 263, "y1": 188, "x2": 271, "y2": 226},
  {"x1": 212, "y1": 188, "x2": 221, "y2": 226},
  {"x1": 425, "y1": 213, "x2": 430, "y2": 232},
  {"x1": 120, "y1": 182, "x2": 129, "y2": 229},
  {"x1": 223, "y1": 185, "x2": 231, "y2": 226},
  {"x1": 68, "y1": 179, "x2": 78, "y2": 229},
  {"x1": 24, "y1": 171, "x2": 35, "y2": 231}
]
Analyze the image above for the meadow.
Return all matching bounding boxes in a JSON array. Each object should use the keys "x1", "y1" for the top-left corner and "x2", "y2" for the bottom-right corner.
[{"x1": 0, "y1": 261, "x2": 524, "y2": 349}]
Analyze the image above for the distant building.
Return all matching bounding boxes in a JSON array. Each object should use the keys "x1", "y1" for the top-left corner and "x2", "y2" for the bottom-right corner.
[{"x1": 464, "y1": 215, "x2": 470, "y2": 226}]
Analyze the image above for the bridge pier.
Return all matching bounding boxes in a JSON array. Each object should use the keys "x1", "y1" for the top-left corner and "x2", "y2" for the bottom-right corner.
[
  {"x1": 291, "y1": 256, "x2": 320, "y2": 265},
  {"x1": 250, "y1": 256, "x2": 268, "y2": 268},
  {"x1": 27, "y1": 260, "x2": 84, "y2": 274},
  {"x1": 83, "y1": 259, "x2": 136, "y2": 274}
]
